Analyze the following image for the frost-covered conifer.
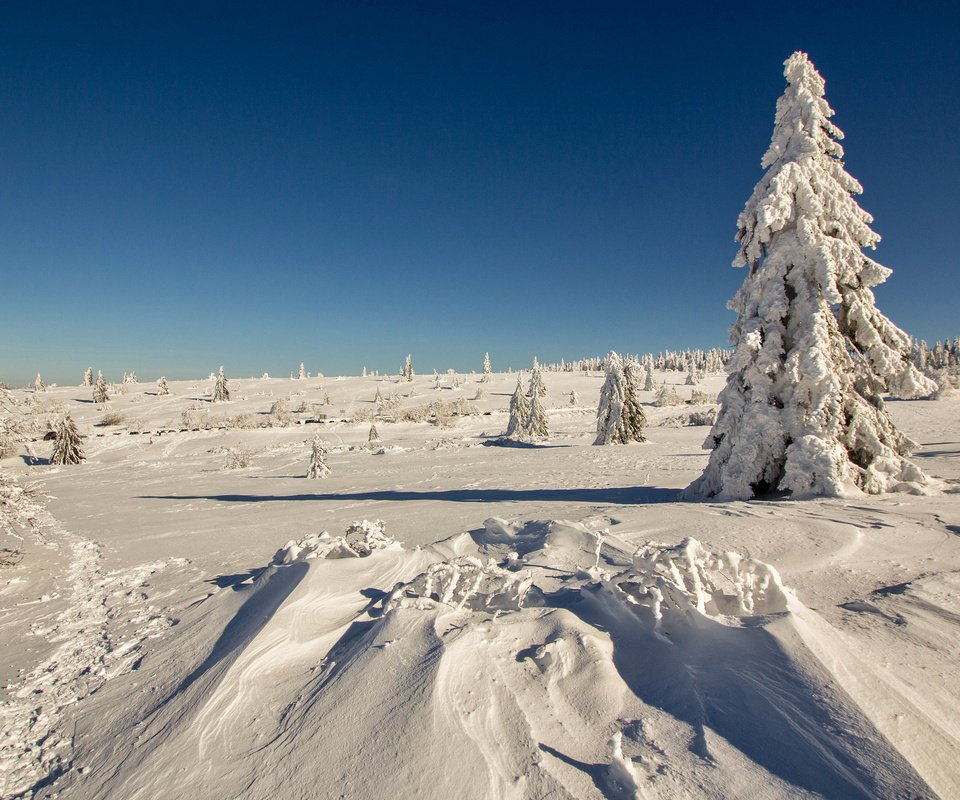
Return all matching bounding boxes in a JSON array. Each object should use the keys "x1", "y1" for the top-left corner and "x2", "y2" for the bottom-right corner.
[
  {"x1": 51, "y1": 416, "x2": 84, "y2": 465},
  {"x1": 82, "y1": 368, "x2": 93, "y2": 387},
  {"x1": 505, "y1": 376, "x2": 530, "y2": 439},
  {"x1": 362, "y1": 366, "x2": 367, "y2": 378},
  {"x1": 526, "y1": 391, "x2": 549, "y2": 441},
  {"x1": 157, "y1": 376, "x2": 170, "y2": 396},
  {"x1": 482, "y1": 352, "x2": 492, "y2": 382},
  {"x1": 643, "y1": 365, "x2": 655, "y2": 392},
  {"x1": 34, "y1": 374, "x2": 45, "y2": 393},
  {"x1": 570, "y1": 390, "x2": 579, "y2": 406},
  {"x1": 595, "y1": 352, "x2": 645, "y2": 445},
  {"x1": 212, "y1": 366, "x2": 230, "y2": 403},
  {"x1": 306, "y1": 433, "x2": 331, "y2": 479},
  {"x1": 93, "y1": 371, "x2": 109, "y2": 404},
  {"x1": 687, "y1": 52, "x2": 933, "y2": 501},
  {"x1": 404, "y1": 354, "x2": 414, "y2": 382},
  {"x1": 374, "y1": 386, "x2": 384, "y2": 404},
  {"x1": 368, "y1": 424, "x2": 381, "y2": 443},
  {"x1": 528, "y1": 357, "x2": 546, "y2": 398},
  {"x1": 299, "y1": 362, "x2": 307, "y2": 380}
]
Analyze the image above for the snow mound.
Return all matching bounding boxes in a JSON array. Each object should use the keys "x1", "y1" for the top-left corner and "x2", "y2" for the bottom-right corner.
[
  {"x1": 272, "y1": 519, "x2": 396, "y2": 563},
  {"x1": 388, "y1": 555, "x2": 533, "y2": 612},
  {"x1": 614, "y1": 537, "x2": 790, "y2": 628}
]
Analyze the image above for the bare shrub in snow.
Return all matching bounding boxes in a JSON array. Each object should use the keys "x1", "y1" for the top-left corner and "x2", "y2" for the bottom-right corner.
[
  {"x1": 97, "y1": 412, "x2": 126, "y2": 427},
  {"x1": 223, "y1": 446, "x2": 252, "y2": 470}
]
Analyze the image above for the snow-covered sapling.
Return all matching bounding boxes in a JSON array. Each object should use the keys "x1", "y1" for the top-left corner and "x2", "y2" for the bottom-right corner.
[
  {"x1": 93, "y1": 371, "x2": 109, "y2": 404},
  {"x1": 481, "y1": 352, "x2": 492, "y2": 382},
  {"x1": 34, "y1": 374, "x2": 45, "y2": 393},
  {"x1": 51, "y1": 416, "x2": 84, "y2": 465},
  {"x1": 157, "y1": 376, "x2": 170, "y2": 396},
  {"x1": 306, "y1": 433, "x2": 331, "y2": 479},
  {"x1": 82, "y1": 368, "x2": 93, "y2": 387},
  {"x1": 299, "y1": 362, "x2": 307, "y2": 380},
  {"x1": 212, "y1": 366, "x2": 230, "y2": 403},
  {"x1": 505, "y1": 376, "x2": 530, "y2": 439},
  {"x1": 526, "y1": 391, "x2": 549, "y2": 441},
  {"x1": 528, "y1": 357, "x2": 546, "y2": 398}
]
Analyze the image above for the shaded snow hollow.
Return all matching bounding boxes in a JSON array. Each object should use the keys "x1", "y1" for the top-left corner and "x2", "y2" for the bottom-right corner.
[{"x1": 51, "y1": 517, "x2": 940, "y2": 800}]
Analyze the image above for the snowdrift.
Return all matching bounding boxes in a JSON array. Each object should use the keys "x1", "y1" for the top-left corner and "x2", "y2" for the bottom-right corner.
[{"x1": 55, "y1": 517, "x2": 943, "y2": 800}]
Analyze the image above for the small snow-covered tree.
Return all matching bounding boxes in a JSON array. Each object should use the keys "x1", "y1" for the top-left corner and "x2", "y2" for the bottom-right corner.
[
  {"x1": 368, "y1": 424, "x2": 381, "y2": 444},
  {"x1": 374, "y1": 386, "x2": 384, "y2": 404},
  {"x1": 643, "y1": 365, "x2": 655, "y2": 392},
  {"x1": 299, "y1": 362, "x2": 307, "y2": 380},
  {"x1": 528, "y1": 357, "x2": 546, "y2": 398},
  {"x1": 570, "y1": 390, "x2": 579, "y2": 406},
  {"x1": 686, "y1": 52, "x2": 934, "y2": 501},
  {"x1": 622, "y1": 360, "x2": 648, "y2": 442},
  {"x1": 82, "y1": 368, "x2": 93, "y2": 387},
  {"x1": 93, "y1": 371, "x2": 109, "y2": 404},
  {"x1": 306, "y1": 433, "x2": 331, "y2": 479},
  {"x1": 505, "y1": 376, "x2": 530, "y2": 439},
  {"x1": 404, "y1": 354, "x2": 414, "y2": 382},
  {"x1": 212, "y1": 366, "x2": 230, "y2": 403},
  {"x1": 34, "y1": 374, "x2": 45, "y2": 392},
  {"x1": 157, "y1": 376, "x2": 170, "y2": 396},
  {"x1": 51, "y1": 416, "x2": 84, "y2": 465},
  {"x1": 595, "y1": 352, "x2": 645, "y2": 445},
  {"x1": 526, "y1": 391, "x2": 549, "y2": 441},
  {"x1": 481, "y1": 352, "x2": 492, "y2": 382}
]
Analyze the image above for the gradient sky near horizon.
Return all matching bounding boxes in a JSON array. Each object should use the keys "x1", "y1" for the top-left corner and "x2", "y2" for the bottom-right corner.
[{"x1": 3, "y1": 2, "x2": 958, "y2": 386}]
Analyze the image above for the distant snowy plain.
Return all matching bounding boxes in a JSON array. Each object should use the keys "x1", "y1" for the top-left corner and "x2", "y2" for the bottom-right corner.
[{"x1": 2, "y1": 370, "x2": 958, "y2": 799}]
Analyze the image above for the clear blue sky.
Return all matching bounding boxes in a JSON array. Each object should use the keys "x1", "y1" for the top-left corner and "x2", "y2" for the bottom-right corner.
[{"x1": 3, "y1": 2, "x2": 958, "y2": 386}]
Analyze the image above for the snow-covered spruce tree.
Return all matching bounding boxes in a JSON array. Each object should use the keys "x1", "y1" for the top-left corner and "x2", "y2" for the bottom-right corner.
[
  {"x1": 34, "y1": 374, "x2": 45, "y2": 392},
  {"x1": 505, "y1": 376, "x2": 530, "y2": 439},
  {"x1": 404, "y1": 354, "x2": 414, "y2": 382},
  {"x1": 368, "y1": 424, "x2": 381, "y2": 444},
  {"x1": 93, "y1": 371, "x2": 109, "y2": 404},
  {"x1": 528, "y1": 357, "x2": 546, "y2": 398},
  {"x1": 595, "y1": 352, "x2": 645, "y2": 445},
  {"x1": 643, "y1": 365, "x2": 655, "y2": 392},
  {"x1": 686, "y1": 52, "x2": 933, "y2": 501},
  {"x1": 82, "y1": 367, "x2": 93, "y2": 387},
  {"x1": 481, "y1": 352, "x2": 492, "y2": 382},
  {"x1": 157, "y1": 376, "x2": 170, "y2": 396},
  {"x1": 526, "y1": 391, "x2": 549, "y2": 441},
  {"x1": 51, "y1": 416, "x2": 84, "y2": 465},
  {"x1": 570, "y1": 390, "x2": 579, "y2": 406},
  {"x1": 306, "y1": 433, "x2": 331, "y2": 479},
  {"x1": 299, "y1": 362, "x2": 307, "y2": 380},
  {"x1": 622, "y1": 359, "x2": 648, "y2": 441},
  {"x1": 212, "y1": 366, "x2": 230, "y2": 403}
]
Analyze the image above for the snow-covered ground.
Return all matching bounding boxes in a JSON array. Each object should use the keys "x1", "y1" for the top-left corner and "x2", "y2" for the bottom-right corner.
[{"x1": 2, "y1": 370, "x2": 959, "y2": 799}]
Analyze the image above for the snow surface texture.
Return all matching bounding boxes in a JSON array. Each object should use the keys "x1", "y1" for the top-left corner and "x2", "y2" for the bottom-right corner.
[
  {"x1": 1, "y1": 369, "x2": 959, "y2": 799},
  {"x1": 46, "y1": 517, "x2": 944, "y2": 800},
  {"x1": 687, "y1": 52, "x2": 936, "y2": 501}
]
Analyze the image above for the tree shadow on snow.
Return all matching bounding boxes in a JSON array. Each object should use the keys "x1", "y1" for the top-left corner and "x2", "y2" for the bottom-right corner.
[{"x1": 139, "y1": 486, "x2": 680, "y2": 506}]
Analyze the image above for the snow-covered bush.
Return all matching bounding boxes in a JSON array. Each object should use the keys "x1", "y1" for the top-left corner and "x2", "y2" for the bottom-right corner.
[
  {"x1": 654, "y1": 384, "x2": 683, "y2": 407},
  {"x1": 223, "y1": 446, "x2": 252, "y2": 469},
  {"x1": 97, "y1": 412, "x2": 126, "y2": 427}
]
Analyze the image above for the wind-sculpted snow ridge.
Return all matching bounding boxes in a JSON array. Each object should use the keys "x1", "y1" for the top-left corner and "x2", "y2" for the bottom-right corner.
[
  {"x1": 387, "y1": 555, "x2": 534, "y2": 612},
  {"x1": 272, "y1": 518, "x2": 396, "y2": 563},
  {"x1": 57, "y1": 516, "x2": 940, "y2": 800},
  {"x1": 0, "y1": 469, "x2": 186, "y2": 800}
]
